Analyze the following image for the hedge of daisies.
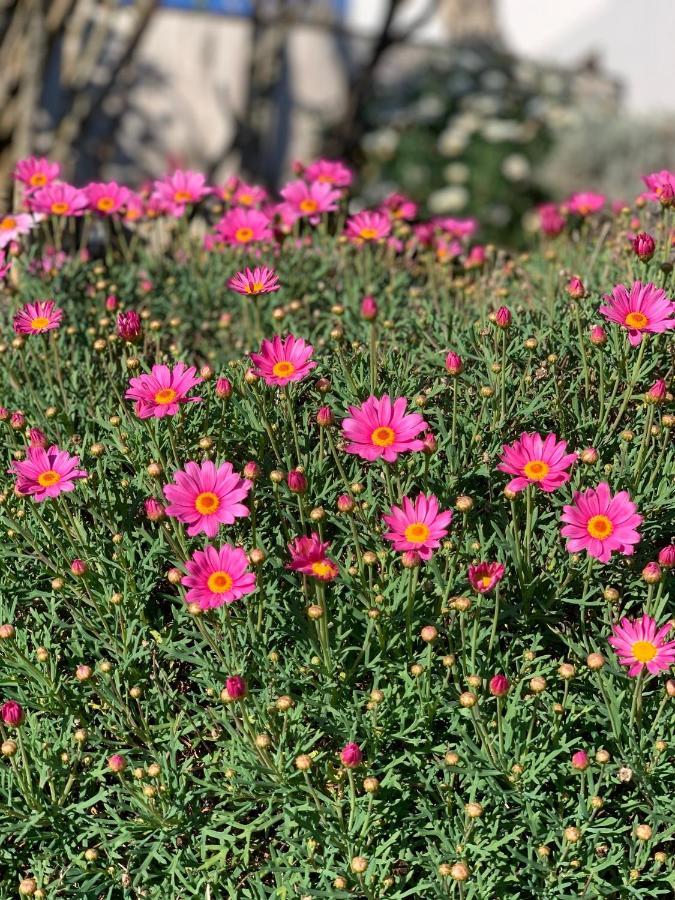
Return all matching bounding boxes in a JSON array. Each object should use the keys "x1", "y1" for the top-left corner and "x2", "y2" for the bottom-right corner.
[{"x1": 0, "y1": 159, "x2": 674, "y2": 899}]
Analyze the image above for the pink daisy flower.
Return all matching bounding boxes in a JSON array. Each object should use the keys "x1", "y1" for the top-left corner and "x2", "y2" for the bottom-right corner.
[
  {"x1": 304, "y1": 159, "x2": 353, "y2": 187},
  {"x1": 85, "y1": 182, "x2": 130, "y2": 216},
  {"x1": 250, "y1": 335, "x2": 316, "y2": 387},
  {"x1": 163, "y1": 460, "x2": 251, "y2": 538},
  {"x1": 0, "y1": 213, "x2": 37, "y2": 249},
  {"x1": 383, "y1": 493, "x2": 452, "y2": 560},
  {"x1": 641, "y1": 170, "x2": 675, "y2": 203},
  {"x1": 13, "y1": 156, "x2": 60, "y2": 192},
  {"x1": 13, "y1": 299, "x2": 63, "y2": 335},
  {"x1": 537, "y1": 203, "x2": 566, "y2": 237},
  {"x1": 497, "y1": 433, "x2": 577, "y2": 494},
  {"x1": 382, "y1": 193, "x2": 418, "y2": 221},
  {"x1": 123, "y1": 192, "x2": 145, "y2": 224},
  {"x1": 11, "y1": 445, "x2": 87, "y2": 502},
  {"x1": 232, "y1": 182, "x2": 267, "y2": 208},
  {"x1": 279, "y1": 179, "x2": 341, "y2": 224},
  {"x1": 30, "y1": 183, "x2": 89, "y2": 217},
  {"x1": 228, "y1": 266, "x2": 280, "y2": 296},
  {"x1": 608, "y1": 614, "x2": 675, "y2": 677},
  {"x1": 561, "y1": 482, "x2": 642, "y2": 563},
  {"x1": 345, "y1": 211, "x2": 391, "y2": 243},
  {"x1": 215, "y1": 208, "x2": 273, "y2": 246},
  {"x1": 468, "y1": 562, "x2": 505, "y2": 594},
  {"x1": 341, "y1": 395, "x2": 427, "y2": 463},
  {"x1": 182, "y1": 544, "x2": 256, "y2": 609},
  {"x1": 566, "y1": 192, "x2": 605, "y2": 217},
  {"x1": 152, "y1": 170, "x2": 211, "y2": 216},
  {"x1": 437, "y1": 217, "x2": 477, "y2": 239},
  {"x1": 125, "y1": 363, "x2": 203, "y2": 419},
  {"x1": 599, "y1": 281, "x2": 675, "y2": 347},
  {"x1": 287, "y1": 533, "x2": 338, "y2": 581}
]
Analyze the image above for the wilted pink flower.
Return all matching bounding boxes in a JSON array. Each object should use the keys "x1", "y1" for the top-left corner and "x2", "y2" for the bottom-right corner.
[
  {"x1": 250, "y1": 335, "x2": 316, "y2": 387},
  {"x1": 609, "y1": 614, "x2": 675, "y2": 676},
  {"x1": 125, "y1": 363, "x2": 203, "y2": 419},
  {"x1": 13, "y1": 299, "x2": 63, "y2": 335},
  {"x1": 445, "y1": 352, "x2": 463, "y2": 375},
  {"x1": 30, "y1": 183, "x2": 88, "y2": 217},
  {"x1": 228, "y1": 266, "x2": 280, "y2": 296},
  {"x1": 340, "y1": 742, "x2": 363, "y2": 768},
  {"x1": 342, "y1": 395, "x2": 427, "y2": 463},
  {"x1": 14, "y1": 156, "x2": 60, "y2": 191},
  {"x1": 382, "y1": 494, "x2": 452, "y2": 560},
  {"x1": 571, "y1": 750, "x2": 589, "y2": 771},
  {"x1": 183, "y1": 544, "x2": 256, "y2": 609},
  {"x1": 163, "y1": 460, "x2": 251, "y2": 538},
  {"x1": 116, "y1": 311, "x2": 142, "y2": 343},
  {"x1": 657, "y1": 544, "x2": 675, "y2": 568},
  {"x1": 599, "y1": 281, "x2": 675, "y2": 347},
  {"x1": 287, "y1": 533, "x2": 338, "y2": 581},
  {"x1": 489, "y1": 674, "x2": 510, "y2": 697},
  {"x1": 561, "y1": 483, "x2": 642, "y2": 563},
  {"x1": 468, "y1": 562, "x2": 505, "y2": 594},
  {"x1": 360, "y1": 296, "x2": 378, "y2": 321},
  {"x1": 495, "y1": 306, "x2": 511, "y2": 328},
  {"x1": 11, "y1": 445, "x2": 87, "y2": 502},
  {"x1": 345, "y1": 210, "x2": 391, "y2": 243},
  {"x1": 497, "y1": 432, "x2": 576, "y2": 494},
  {"x1": 1, "y1": 700, "x2": 24, "y2": 726},
  {"x1": 633, "y1": 232, "x2": 655, "y2": 262}
]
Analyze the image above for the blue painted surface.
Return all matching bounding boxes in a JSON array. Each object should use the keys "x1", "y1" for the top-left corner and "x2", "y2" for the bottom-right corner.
[{"x1": 121, "y1": 1, "x2": 347, "y2": 16}]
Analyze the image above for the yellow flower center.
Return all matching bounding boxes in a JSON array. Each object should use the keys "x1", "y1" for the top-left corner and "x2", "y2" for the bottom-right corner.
[
  {"x1": 523, "y1": 460, "x2": 550, "y2": 481},
  {"x1": 300, "y1": 198, "x2": 319, "y2": 214},
  {"x1": 631, "y1": 640, "x2": 657, "y2": 663},
  {"x1": 238, "y1": 193, "x2": 253, "y2": 206},
  {"x1": 235, "y1": 226, "x2": 254, "y2": 243},
  {"x1": 30, "y1": 316, "x2": 50, "y2": 330},
  {"x1": 29, "y1": 173, "x2": 47, "y2": 187},
  {"x1": 50, "y1": 202, "x2": 69, "y2": 215},
  {"x1": 97, "y1": 197, "x2": 115, "y2": 211},
  {"x1": 173, "y1": 190, "x2": 192, "y2": 203},
  {"x1": 317, "y1": 174, "x2": 334, "y2": 183},
  {"x1": 246, "y1": 281, "x2": 265, "y2": 294},
  {"x1": 311, "y1": 560, "x2": 334, "y2": 578},
  {"x1": 207, "y1": 570, "x2": 233, "y2": 593},
  {"x1": 0, "y1": 217, "x2": 17, "y2": 230},
  {"x1": 371, "y1": 426, "x2": 395, "y2": 447},
  {"x1": 154, "y1": 388, "x2": 177, "y2": 405},
  {"x1": 625, "y1": 311, "x2": 648, "y2": 329},
  {"x1": 272, "y1": 360, "x2": 296, "y2": 378},
  {"x1": 480, "y1": 575, "x2": 492, "y2": 588},
  {"x1": 404, "y1": 522, "x2": 430, "y2": 543},
  {"x1": 37, "y1": 469, "x2": 61, "y2": 487},
  {"x1": 195, "y1": 491, "x2": 220, "y2": 515},
  {"x1": 359, "y1": 227, "x2": 378, "y2": 240},
  {"x1": 587, "y1": 514, "x2": 613, "y2": 539}
]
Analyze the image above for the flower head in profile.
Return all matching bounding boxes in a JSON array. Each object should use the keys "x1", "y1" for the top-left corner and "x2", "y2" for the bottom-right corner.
[
  {"x1": 250, "y1": 335, "x2": 316, "y2": 387},
  {"x1": 163, "y1": 460, "x2": 251, "y2": 537},
  {"x1": 498, "y1": 433, "x2": 576, "y2": 494},
  {"x1": 345, "y1": 211, "x2": 391, "y2": 243},
  {"x1": 14, "y1": 156, "x2": 60, "y2": 191},
  {"x1": 279, "y1": 179, "x2": 341, "y2": 224},
  {"x1": 11, "y1": 445, "x2": 87, "y2": 502},
  {"x1": 468, "y1": 562, "x2": 505, "y2": 594},
  {"x1": 183, "y1": 544, "x2": 256, "y2": 609},
  {"x1": 215, "y1": 207, "x2": 273, "y2": 246},
  {"x1": 228, "y1": 266, "x2": 280, "y2": 296},
  {"x1": 437, "y1": 217, "x2": 477, "y2": 239},
  {"x1": 152, "y1": 170, "x2": 211, "y2": 215},
  {"x1": 30, "y1": 183, "x2": 88, "y2": 217},
  {"x1": 599, "y1": 281, "x2": 675, "y2": 346},
  {"x1": 383, "y1": 192, "x2": 417, "y2": 221},
  {"x1": 125, "y1": 363, "x2": 203, "y2": 419},
  {"x1": 566, "y1": 192, "x2": 605, "y2": 216},
  {"x1": 85, "y1": 182, "x2": 130, "y2": 215},
  {"x1": 641, "y1": 169, "x2": 675, "y2": 204},
  {"x1": 608, "y1": 615, "x2": 675, "y2": 676},
  {"x1": 287, "y1": 533, "x2": 338, "y2": 581},
  {"x1": 342, "y1": 395, "x2": 427, "y2": 463},
  {"x1": 0, "y1": 213, "x2": 37, "y2": 248},
  {"x1": 537, "y1": 203, "x2": 565, "y2": 237},
  {"x1": 13, "y1": 300, "x2": 63, "y2": 335},
  {"x1": 561, "y1": 482, "x2": 642, "y2": 563},
  {"x1": 383, "y1": 494, "x2": 452, "y2": 560},
  {"x1": 304, "y1": 159, "x2": 353, "y2": 187}
]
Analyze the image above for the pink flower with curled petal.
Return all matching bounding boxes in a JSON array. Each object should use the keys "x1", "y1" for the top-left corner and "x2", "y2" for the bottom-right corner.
[
  {"x1": 228, "y1": 266, "x2": 280, "y2": 296},
  {"x1": 341, "y1": 395, "x2": 427, "y2": 464},
  {"x1": 304, "y1": 159, "x2": 353, "y2": 187},
  {"x1": 497, "y1": 433, "x2": 577, "y2": 494},
  {"x1": 13, "y1": 299, "x2": 62, "y2": 335},
  {"x1": 215, "y1": 207, "x2": 273, "y2": 246},
  {"x1": 85, "y1": 182, "x2": 130, "y2": 216},
  {"x1": 608, "y1": 614, "x2": 675, "y2": 677},
  {"x1": 250, "y1": 334, "x2": 316, "y2": 387},
  {"x1": 11, "y1": 445, "x2": 87, "y2": 502},
  {"x1": 182, "y1": 544, "x2": 256, "y2": 609},
  {"x1": 561, "y1": 482, "x2": 642, "y2": 563},
  {"x1": 152, "y1": 170, "x2": 211, "y2": 216},
  {"x1": 383, "y1": 493, "x2": 452, "y2": 560},
  {"x1": 279, "y1": 179, "x2": 341, "y2": 224},
  {"x1": 14, "y1": 156, "x2": 60, "y2": 192},
  {"x1": 125, "y1": 363, "x2": 203, "y2": 419},
  {"x1": 345, "y1": 211, "x2": 391, "y2": 243},
  {"x1": 599, "y1": 281, "x2": 675, "y2": 347},
  {"x1": 30, "y1": 183, "x2": 89, "y2": 217},
  {"x1": 287, "y1": 532, "x2": 338, "y2": 581},
  {"x1": 163, "y1": 460, "x2": 251, "y2": 538},
  {"x1": 468, "y1": 562, "x2": 505, "y2": 594}
]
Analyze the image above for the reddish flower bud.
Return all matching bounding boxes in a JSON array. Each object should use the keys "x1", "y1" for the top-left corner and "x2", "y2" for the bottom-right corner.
[
  {"x1": 445, "y1": 352, "x2": 463, "y2": 376},
  {"x1": 401, "y1": 550, "x2": 421, "y2": 568},
  {"x1": 70, "y1": 559, "x2": 87, "y2": 577},
  {"x1": 657, "y1": 544, "x2": 675, "y2": 568},
  {"x1": 215, "y1": 377, "x2": 232, "y2": 399},
  {"x1": 567, "y1": 276, "x2": 586, "y2": 300},
  {"x1": 666, "y1": 679, "x2": 675, "y2": 697},
  {"x1": 10, "y1": 412, "x2": 26, "y2": 430},
  {"x1": 340, "y1": 742, "x2": 363, "y2": 768},
  {"x1": 495, "y1": 306, "x2": 512, "y2": 328},
  {"x1": 287, "y1": 470, "x2": 307, "y2": 494},
  {"x1": 422, "y1": 431, "x2": 437, "y2": 455},
  {"x1": 225, "y1": 675, "x2": 247, "y2": 700},
  {"x1": 571, "y1": 750, "x2": 589, "y2": 771},
  {"x1": 316, "y1": 406, "x2": 334, "y2": 427},
  {"x1": 659, "y1": 183, "x2": 674, "y2": 208},
  {"x1": 116, "y1": 311, "x2": 142, "y2": 343},
  {"x1": 489, "y1": 674, "x2": 510, "y2": 697},
  {"x1": 337, "y1": 494, "x2": 355, "y2": 513},
  {"x1": 0, "y1": 624, "x2": 15, "y2": 640},
  {"x1": 589, "y1": 325, "x2": 607, "y2": 346},
  {"x1": 105, "y1": 294, "x2": 119, "y2": 311},
  {"x1": 28, "y1": 428, "x2": 47, "y2": 448},
  {"x1": 144, "y1": 498, "x2": 165, "y2": 522},
  {"x1": 1, "y1": 700, "x2": 24, "y2": 726},
  {"x1": 642, "y1": 561, "x2": 662, "y2": 584},
  {"x1": 580, "y1": 447, "x2": 598, "y2": 464},
  {"x1": 242, "y1": 461, "x2": 261, "y2": 481},
  {"x1": 632, "y1": 232, "x2": 655, "y2": 262},
  {"x1": 360, "y1": 295, "x2": 378, "y2": 321},
  {"x1": 107, "y1": 753, "x2": 127, "y2": 773},
  {"x1": 645, "y1": 379, "x2": 667, "y2": 405}
]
